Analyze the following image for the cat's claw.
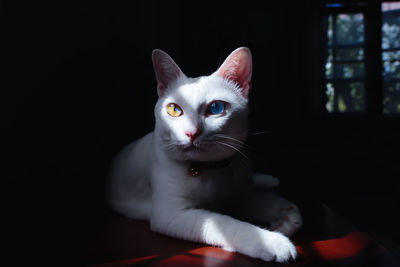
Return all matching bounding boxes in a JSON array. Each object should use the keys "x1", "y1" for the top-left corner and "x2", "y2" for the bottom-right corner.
[{"x1": 270, "y1": 204, "x2": 302, "y2": 237}]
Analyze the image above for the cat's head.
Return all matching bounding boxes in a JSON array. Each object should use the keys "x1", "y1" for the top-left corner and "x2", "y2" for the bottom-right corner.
[{"x1": 152, "y1": 47, "x2": 252, "y2": 161}]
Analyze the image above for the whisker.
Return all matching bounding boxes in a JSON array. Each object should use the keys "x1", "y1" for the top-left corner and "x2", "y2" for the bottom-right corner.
[
  {"x1": 215, "y1": 141, "x2": 250, "y2": 161},
  {"x1": 250, "y1": 131, "x2": 271, "y2": 136},
  {"x1": 214, "y1": 134, "x2": 248, "y2": 147},
  {"x1": 214, "y1": 141, "x2": 252, "y2": 171},
  {"x1": 212, "y1": 134, "x2": 259, "y2": 155},
  {"x1": 213, "y1": 138, "x2": 251, "y2": 156}
]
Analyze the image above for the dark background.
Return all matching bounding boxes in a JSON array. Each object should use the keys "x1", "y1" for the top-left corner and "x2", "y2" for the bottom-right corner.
[{"x1": 3, "y1": 0, "x2": 400, "y2": 264}]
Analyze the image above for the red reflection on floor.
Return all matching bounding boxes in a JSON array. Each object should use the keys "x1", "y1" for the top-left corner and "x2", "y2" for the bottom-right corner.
[
  {"x1": 297, "y1": 231, "x2": 369, "y2": 261},
  {"x1": 150, "y1": 247, "x2": 235, "y2": 267},
  {"x1": 94, "y1": 255, "x2": 159, "y2": 266},
  {"x1": 92, "y1": 231, "x2": 371, "y2": 266},
  {"x1": 154, "y1": 254, "x2": 205, "y2": 267},
  {"x1": 188, "y1": 247, "x2": 234, "y2": 261}
]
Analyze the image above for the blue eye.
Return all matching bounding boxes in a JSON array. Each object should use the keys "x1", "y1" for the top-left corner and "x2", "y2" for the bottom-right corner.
[{"x1": 207, "y1": 101, "x2": 227, "y2": 115}]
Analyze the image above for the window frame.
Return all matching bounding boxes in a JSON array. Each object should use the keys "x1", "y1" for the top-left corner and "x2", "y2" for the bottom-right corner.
[
  {"x1": 322, "y1": 1, "x2": 385, "y2": 123},
  {"x1": 325, "y1": 12, "x2": 367, "y2": 113}
]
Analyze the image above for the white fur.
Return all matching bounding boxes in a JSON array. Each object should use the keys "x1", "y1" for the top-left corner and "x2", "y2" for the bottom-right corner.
[{"x1": 107, "y1": 48, "x2": 301, "y2": 262}]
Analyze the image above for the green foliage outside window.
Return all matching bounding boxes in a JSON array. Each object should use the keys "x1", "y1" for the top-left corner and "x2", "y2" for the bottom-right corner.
[{"x1": 325, "y1": 13, "x2": 365, "y2": 113}]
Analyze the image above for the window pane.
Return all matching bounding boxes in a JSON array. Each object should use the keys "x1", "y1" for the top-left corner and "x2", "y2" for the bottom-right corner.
[
  {"x1": 336, "y1": 14, "x2": 364, "y2": 45},
  {"x1": 383, "y1": 82, "x2": 400, "y2": 114},
  {"x1": 382, "y1": 51, "x2": 400, "y2": 81},
  {"x1": 326, "y1": 82, "x2": 335, "y2": 112},
  {"x1": 326, "y1": 82, "x2": 365, "y2": 113},
  {"x1": 325, "y1": 12, "x2": 365, "y2": 113},
  {"x1": 325, "y1": 49, "x2": 333, "y2": 79},
  {"x1": 382, "y1": 2, "x2": 400, "y2": 115},
  {"x1": 382, "y1": 3, "x2": 400, "y2": 49},
  {"x1": 349, "y1": 82, "x2": 366, "y2": 111},
  {"x1": 328, "y1": 15, "x2": 333, "y2": 46},
  {"x1": 334, "y1": 63, "x2": 365, "y2": 79},
  {"x1": 335, "y1": 48, "x2": 364, "y2": 61}
]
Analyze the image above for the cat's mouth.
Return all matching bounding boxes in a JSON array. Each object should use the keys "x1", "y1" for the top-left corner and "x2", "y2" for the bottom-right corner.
[
  {"x1": 168, "y1": 139, "x2": 238, "y2": 161},
  {"x1": 177, "y1": 141, "x2": 217, "y2": 155},
  {"x1": 165, "y1": 135, "x2": 243, "y2": 161},
  {"x1": 181, "y1": 143, "x2": 203, "y2": 151}
]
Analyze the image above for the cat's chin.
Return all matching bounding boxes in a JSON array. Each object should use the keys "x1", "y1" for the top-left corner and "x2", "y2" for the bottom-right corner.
[{"x1": 170, "y1": 144, "x2": 235, "y2": 162}]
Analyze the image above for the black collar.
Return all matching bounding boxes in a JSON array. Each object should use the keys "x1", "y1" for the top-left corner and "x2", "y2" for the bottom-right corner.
[{"x1": 185, "y1": 155, "x2": 236, "y2": 177}]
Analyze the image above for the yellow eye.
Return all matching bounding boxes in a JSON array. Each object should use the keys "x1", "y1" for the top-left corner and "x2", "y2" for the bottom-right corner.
[{"x1": 166, "y1": 103, "x2": 183, "y2": 117}]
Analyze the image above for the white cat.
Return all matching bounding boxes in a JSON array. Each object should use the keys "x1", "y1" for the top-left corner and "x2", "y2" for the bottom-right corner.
[{"x1": 107, "y1": 47, "x2": 302, "y2": 262}]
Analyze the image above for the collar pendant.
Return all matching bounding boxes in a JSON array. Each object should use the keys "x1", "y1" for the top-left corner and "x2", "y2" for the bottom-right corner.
[{"x1": 188, "y1": 166, "x2": 200, "y2": 177}]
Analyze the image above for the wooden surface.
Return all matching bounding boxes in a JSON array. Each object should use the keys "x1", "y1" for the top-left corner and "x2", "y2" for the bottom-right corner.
[{"x1": 87, "y1": 199, "x2": 400, "y2": 266}]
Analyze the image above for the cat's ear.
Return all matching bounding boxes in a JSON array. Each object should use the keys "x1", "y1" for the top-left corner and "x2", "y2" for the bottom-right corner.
[
  {"x1": 152, "y1": 49, "x2": 185, "y2": 97},
  {"x1": 217, "y1": 47, "x2": 252, "y2": 97}
]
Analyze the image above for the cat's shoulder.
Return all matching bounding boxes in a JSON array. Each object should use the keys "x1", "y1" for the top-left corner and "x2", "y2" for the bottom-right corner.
[
  {"x1": 130, "y1": 131, "x2": 154, "y2": 154},
  {"x1": 113, "y1": 132, "x2": 155, "y2": 163}
]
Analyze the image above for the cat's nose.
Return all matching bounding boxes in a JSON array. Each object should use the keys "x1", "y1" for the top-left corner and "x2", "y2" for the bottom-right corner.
[{"x1": 186, "y1": 130, "x2": 201, "y2": 142}]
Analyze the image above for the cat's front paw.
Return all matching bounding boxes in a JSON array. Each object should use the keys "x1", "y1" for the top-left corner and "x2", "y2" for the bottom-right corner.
[
  {"x1": 231, "y1": 228, "x2": 297, "y2": 262},
  {"x1": 248, "y1": 230, "x2": 297, "y2": 262},
  {"x1": 270, "y1": 204, "x2": 302, "y2": 237}
]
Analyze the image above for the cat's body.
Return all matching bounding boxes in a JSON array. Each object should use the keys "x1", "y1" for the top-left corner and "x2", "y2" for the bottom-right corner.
[
  {"x1": 107, "y1": 48, "x2": 302, "y2": 262},
  {"x1": 108, "y1": 132, "x2": 252, "y2": 220}
]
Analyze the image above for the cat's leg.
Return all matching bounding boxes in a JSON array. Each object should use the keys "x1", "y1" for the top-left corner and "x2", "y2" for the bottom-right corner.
[
  {"x1": 150, "y1": 203, "x2": 297, "y2": 262},
  {"x1": 232, "y1": 191, "x2": 302, "y2": 237},
  {"x1": 252, "y1": 173, "x2": 280, "y2": 189}
]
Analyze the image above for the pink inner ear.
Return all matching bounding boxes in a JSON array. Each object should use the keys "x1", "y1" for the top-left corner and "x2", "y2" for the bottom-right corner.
[{"x1": 218, "y1": 48, "x2": 252, "y2": 97}]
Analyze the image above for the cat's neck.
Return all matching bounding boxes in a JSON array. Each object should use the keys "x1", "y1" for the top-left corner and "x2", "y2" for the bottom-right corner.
[
  {"x1": 184, "y1": 155, "x2": 238, "y2": 177},
  {"x1": 185, "y1": 155, "x2": 237, "y2": 169},
  {"x1": 152, "y1": 131, "x2": 242, "y2": 176}
]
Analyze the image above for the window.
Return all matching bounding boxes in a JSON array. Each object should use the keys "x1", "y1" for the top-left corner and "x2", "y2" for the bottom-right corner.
[
  {"x1": 325, "y1": 13, "x2": 366, "y2": 113},
  {"x1": 323, "y1": 1, "x2": 400, "y2": 117},
  {"x1": 382, "y1": 2, "x2": 400, "y2": 114}
]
